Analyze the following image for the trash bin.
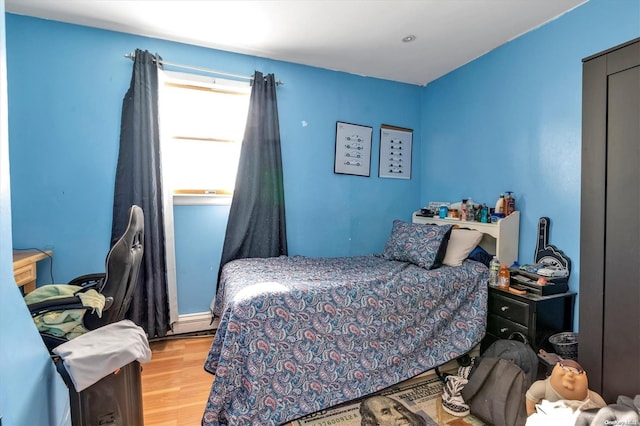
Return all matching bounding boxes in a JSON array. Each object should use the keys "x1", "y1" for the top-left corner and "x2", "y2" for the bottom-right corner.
[
  {"x1": 548, "y1": 331, "x2": 578, "y2": 360},
  {"x1": 52, "y1": 320, "x2": 152, "y2": 426},
  {"x1": 56, "y1": 359, "x2": 144, "y2": 425}
]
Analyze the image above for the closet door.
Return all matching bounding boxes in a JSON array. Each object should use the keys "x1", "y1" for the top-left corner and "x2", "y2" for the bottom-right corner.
[
  {"x1": 580, "y1": 38, "x2": 640, "y2": 403},
  {"x1": 604, "y1": 51, "x2": 639, "y2": 402}
]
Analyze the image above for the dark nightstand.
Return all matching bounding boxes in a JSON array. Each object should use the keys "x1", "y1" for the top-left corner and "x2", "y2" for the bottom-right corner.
[{"x1": 481, "y1": 287, "x2": 576, "y2": 354}]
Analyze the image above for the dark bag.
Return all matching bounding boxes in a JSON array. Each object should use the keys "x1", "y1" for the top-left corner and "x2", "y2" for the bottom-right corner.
[
  {"x1": 461, "y1": 357, "x2": 529, "y2": 426},
  {"x1": 480, "y1": 333, "x2": 539, "y2": 385}
]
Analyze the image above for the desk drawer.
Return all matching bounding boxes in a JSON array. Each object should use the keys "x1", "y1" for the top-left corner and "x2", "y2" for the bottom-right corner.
[
  {"x1": 487, "y1": 314, "x2": 529, "y2": 340},
  {"x1": 14, "y1": 263, "x2": 36, "y2": 286},
  {"x1": 488, "y1": 292, "x2": 530, "y2": 327}
]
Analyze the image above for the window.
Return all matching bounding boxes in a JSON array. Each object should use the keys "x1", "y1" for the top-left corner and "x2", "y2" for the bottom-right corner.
[
  {"x1": 158, "y1": 70, "x2": 251, "y2": 330},
  {"x1": 159, "y1": 71, "x2": 251, "y2": 205}
]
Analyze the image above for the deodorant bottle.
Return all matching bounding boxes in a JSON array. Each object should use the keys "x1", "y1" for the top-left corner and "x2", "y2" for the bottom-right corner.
[
  {"x1": 495, "y1": 193, "x2": 505, "y2": 214},
  {"x1": 505, "y1": 191, "x2": 515, "y2": 216}
]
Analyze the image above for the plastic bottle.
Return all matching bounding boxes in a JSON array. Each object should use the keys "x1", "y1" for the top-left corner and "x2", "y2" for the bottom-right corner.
[
  {"x1": 498, "y1": 264, "x2": 510, "y2": 289},
  {"x1": 480, "y1": 204, "x2": 489, "y2": 223},
  {"x1": 505, "y1": 191, "x2": 516, "y2": 216},
  {"x1": 495, "y1": 193, "x2": 505, "y2": 214},
  {"x1": 489, "y1": 256, "x2": 500, "y2": 287},
  {"x1": 439, "y1": 205, "x2": 448, "y2": 219},
  {"x1": 466, "y1": 198, "x2": 475, "y2": 222}
]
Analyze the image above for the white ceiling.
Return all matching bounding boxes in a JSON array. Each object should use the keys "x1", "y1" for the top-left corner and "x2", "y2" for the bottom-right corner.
[{"x1": 5, "y1": 0, "x2": 588, "y2": 86}]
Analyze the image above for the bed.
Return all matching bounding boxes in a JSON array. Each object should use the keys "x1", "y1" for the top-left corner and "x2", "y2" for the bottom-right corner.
[{"x1": 202, "y1": 220, "x2": 492, "y2": 425}]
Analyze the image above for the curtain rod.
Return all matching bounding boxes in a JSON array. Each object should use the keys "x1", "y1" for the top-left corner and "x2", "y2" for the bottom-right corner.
[{"x1": 124, "y1": 52, "x2": 283, "y2": 85}]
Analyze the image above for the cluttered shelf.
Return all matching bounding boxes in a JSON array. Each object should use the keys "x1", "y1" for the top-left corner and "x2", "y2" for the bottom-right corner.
[{"x1": 413, "y1": 210, "x2": 520, "y2": 267}]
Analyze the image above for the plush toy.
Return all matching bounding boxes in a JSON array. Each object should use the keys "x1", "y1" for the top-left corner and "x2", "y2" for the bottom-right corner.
[{"x1": 526, "y1": 358, "x2": 606, "y2": 416}]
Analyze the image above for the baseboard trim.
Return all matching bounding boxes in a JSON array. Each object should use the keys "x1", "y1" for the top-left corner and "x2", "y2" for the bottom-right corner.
[{"x1": 168, "y1": 312, "x2": 219, "y2": 335}]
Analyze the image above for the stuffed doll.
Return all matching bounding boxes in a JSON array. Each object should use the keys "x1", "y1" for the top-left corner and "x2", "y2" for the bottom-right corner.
[{"x1": 526, "y1": 358, "x2": 606, "y2": 416}]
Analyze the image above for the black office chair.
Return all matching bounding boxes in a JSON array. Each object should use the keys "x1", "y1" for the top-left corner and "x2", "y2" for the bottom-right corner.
[{"x1": 26, "y1": 205, "x2": 144, "y2": 352}]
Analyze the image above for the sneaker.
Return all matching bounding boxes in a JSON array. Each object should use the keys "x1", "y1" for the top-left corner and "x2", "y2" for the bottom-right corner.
[
  {"x1": 456, "y1": 356, "x2": 476, "y2": 381},
  {"x1": 441, "y1": 375, "x2": 470, "y2": 417}
]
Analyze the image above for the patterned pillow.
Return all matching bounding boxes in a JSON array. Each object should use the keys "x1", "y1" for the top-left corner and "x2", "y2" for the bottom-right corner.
[{"x1": 383, "y1": 220, "x2": 453, "y2": 269}]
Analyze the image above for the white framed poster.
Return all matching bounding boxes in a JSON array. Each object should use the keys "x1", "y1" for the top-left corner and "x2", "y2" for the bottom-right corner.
[
  {"x1": 379, "y1": 124, "x2": 413, "y2": 179},
  {"x1": 334, "y1": 121, "x2": 373, "y2": 177}
]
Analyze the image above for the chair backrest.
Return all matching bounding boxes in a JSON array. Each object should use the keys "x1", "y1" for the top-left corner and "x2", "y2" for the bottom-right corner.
[{"x1": 84, "y1": 205, "x2": 144, "y2": 330}]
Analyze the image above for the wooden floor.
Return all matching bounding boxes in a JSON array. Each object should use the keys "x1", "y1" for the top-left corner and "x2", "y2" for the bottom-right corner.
[
  {"x1": 140, "y1": 336, "x2": 474, "y2": 425},
  {"x1": 141, "y1": 335, "x2": 215, "y2": 426}
]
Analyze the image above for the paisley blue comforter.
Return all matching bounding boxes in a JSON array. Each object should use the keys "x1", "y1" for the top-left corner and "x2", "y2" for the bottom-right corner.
[{"x1": 202, "y1": 255, "x2": 488, "y2": 426}]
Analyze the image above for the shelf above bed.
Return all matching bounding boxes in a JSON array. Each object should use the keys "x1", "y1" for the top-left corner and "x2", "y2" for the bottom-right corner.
[{"x1": 413, "y1": 210, "x2": 520, "y2": 267}]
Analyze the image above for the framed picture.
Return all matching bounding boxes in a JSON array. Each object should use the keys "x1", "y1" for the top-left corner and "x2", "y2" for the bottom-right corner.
[
  {"x1": 379, "y1": 124, "x2": 413, "y2": 179},
  {"x1": 334, "y1": 121, "x2": 373, "y2": 177}
]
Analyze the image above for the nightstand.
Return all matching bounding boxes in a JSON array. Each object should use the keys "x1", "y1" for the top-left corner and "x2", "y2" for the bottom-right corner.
[{"x1": 481, "y1": 287, "x2": 576, "y2": 354}]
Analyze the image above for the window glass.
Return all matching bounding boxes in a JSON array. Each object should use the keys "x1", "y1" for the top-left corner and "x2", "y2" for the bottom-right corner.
[{"x1": 159, "y1": 71, "x2": 250, "y2": 195}]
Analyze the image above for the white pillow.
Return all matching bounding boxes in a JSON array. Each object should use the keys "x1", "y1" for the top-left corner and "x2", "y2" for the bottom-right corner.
[{"x1": 443, "y1": 228, "x2": 484, "y2": 267}]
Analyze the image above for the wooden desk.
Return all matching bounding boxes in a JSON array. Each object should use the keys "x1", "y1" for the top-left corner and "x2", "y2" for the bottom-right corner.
[{"x1": 13, "y1": 249, "x2": 52, "y2": 294}]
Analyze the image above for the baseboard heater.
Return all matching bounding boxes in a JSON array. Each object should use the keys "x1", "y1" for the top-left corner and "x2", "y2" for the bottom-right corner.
[{"x1": 167, "y1": 312, "x2": 219, "y2": 336}]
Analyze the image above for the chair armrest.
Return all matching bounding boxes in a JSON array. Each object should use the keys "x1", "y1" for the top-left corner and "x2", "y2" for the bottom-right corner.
[
  {"x1": 27, "y1": 296, "x2": 87, "y2": 317},
  {"x1": 68, "y1": 273, "x2": 105, "y2": 290},
  {"x1": 27, "y1": 295, "x2": 114, "y2": 318}
]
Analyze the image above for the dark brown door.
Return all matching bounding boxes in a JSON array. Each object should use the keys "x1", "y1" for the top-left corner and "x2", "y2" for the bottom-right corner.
[{"x1": 581, "y1": 38, "x2": 640, "y2": 403}]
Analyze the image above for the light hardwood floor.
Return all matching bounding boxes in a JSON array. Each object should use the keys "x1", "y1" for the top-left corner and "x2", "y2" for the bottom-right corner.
[
  {"x1": 142, "y1": 335, "x2": 215, "y2": 426},
  {"x1": 141, "y1": 336, "x2": 470, "y2": 425}
]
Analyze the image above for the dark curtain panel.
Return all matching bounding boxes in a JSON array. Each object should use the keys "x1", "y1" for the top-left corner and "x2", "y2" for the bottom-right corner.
[
  {"x1": 112, "y1": 49, "x2": 169, "y2": 338},
  {"x1": 217, "y1": 71, "x2": 287, "y2": 290}
]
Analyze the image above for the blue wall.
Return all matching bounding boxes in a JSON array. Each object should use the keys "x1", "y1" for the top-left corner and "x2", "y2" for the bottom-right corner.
[
  {"x1": 173, "y1": 205, "x2": 229, "y2": 313},
  {"x1": 0, "y1": 4, "x2": 70, "y2": 425},
  {"x1": 420, "y1": 0, "x2": 639, "y2": 324},
  {"x1": 6, "y1": 15, "x2": 423, "y2": 314}
]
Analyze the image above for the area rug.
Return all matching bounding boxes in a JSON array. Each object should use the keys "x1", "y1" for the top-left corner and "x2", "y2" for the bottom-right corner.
[{"x1": 289, "y1": 375, "x2": 485, "y2": 426}]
